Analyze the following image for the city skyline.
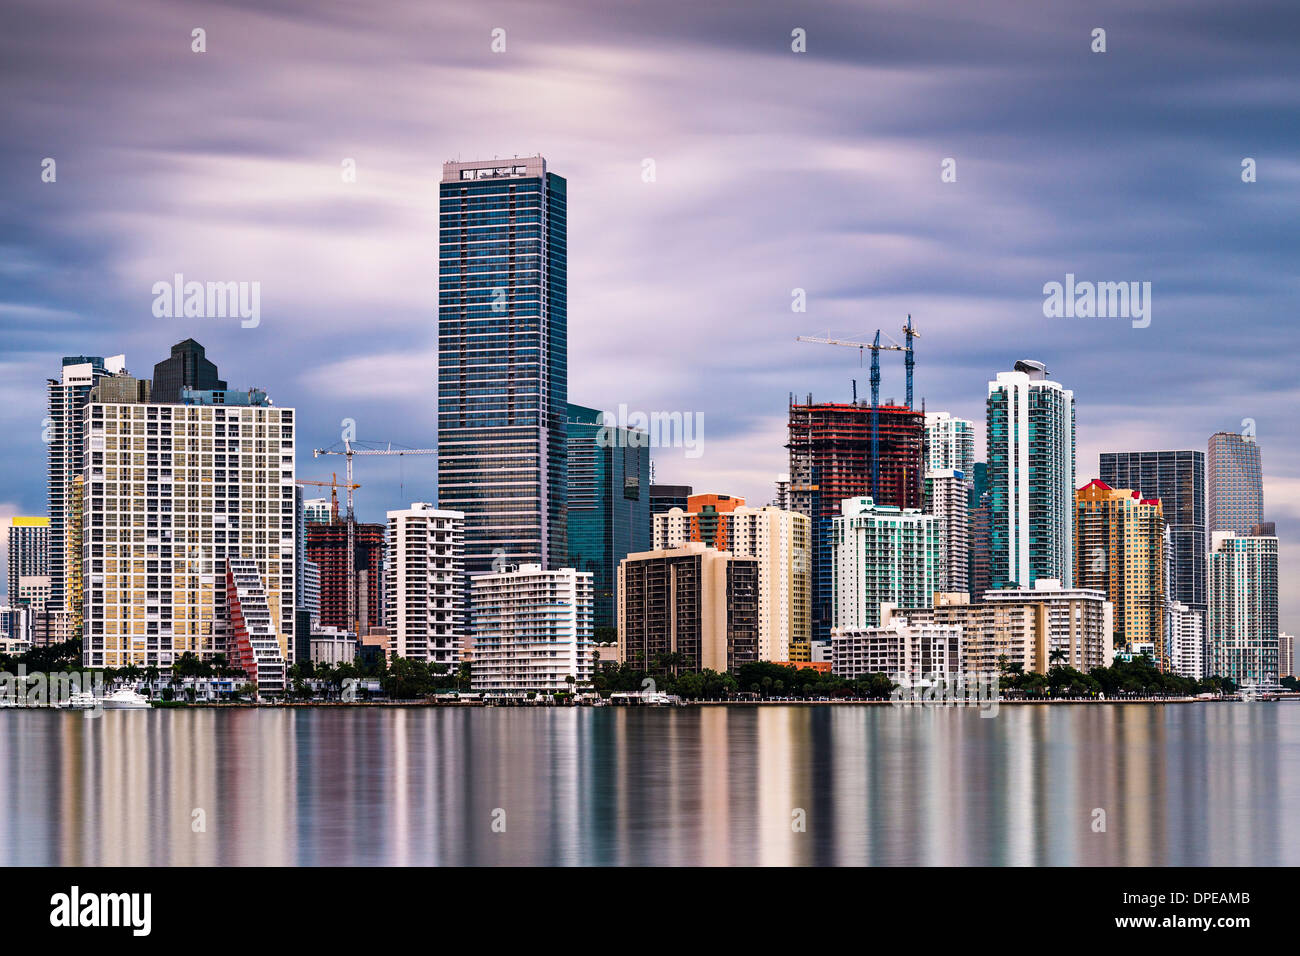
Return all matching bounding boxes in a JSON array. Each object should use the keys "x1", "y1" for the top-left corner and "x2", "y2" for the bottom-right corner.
[{"x1": 1, "y1": 0, "x2": 1297, "y2": 631}]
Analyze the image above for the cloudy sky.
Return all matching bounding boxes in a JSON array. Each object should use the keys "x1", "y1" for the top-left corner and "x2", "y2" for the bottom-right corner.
[{"x1": 2, "y1": 0, "x2": 1297, "y2": 623}]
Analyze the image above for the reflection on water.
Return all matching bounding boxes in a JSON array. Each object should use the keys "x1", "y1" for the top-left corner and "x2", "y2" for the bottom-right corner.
[{"x1": 0, "y1": 704, "x2": 1290, "y2": 866}]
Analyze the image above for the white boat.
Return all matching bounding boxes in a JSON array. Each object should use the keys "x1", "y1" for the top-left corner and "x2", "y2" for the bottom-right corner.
[
  {"x1": 101, "y1": 689, "x2": 152, "y2": 710},
  {"x1": 65, "y1": 691, "x2": 100, "y2": 710}
]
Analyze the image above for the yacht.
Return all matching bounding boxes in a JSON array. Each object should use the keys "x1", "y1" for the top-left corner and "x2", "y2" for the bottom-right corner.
[
  {"x1": 101, "y1": 688, "x2": 152, "y2": 710},
  {"x1": 65, "y1": 691, "x2": 100, "y2": 710}
]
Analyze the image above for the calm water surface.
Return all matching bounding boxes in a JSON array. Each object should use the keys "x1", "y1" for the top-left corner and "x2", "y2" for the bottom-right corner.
[{"x1": 0, "y1": 704, "x2": 1293, "y2": 865}]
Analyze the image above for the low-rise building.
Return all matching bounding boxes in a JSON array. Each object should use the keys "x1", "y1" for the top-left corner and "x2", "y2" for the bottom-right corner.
[{"x1": 833, "y1": 603, "x2": 962, "y2": 683}]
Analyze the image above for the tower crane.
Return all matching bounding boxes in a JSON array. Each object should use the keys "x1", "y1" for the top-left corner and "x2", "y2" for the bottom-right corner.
[
  {"x1": 797, "y1": 326, "x2": 916, "y2": 501},
  {"x1": 312, "y1": 440, "x2": 436, "y2": 635},
  {"x1": 295, "y1": 473, "x2": 360, "y2": 524}
]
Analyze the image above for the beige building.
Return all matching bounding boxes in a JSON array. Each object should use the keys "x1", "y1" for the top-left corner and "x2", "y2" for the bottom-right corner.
[
  {"x1": 832, "y1": 603, "x2": 962, "y2": 682},
  {"x1": 618, "y1": 542, "x2": 759, "y2": 673},
  {"x1": 81, "y1": 397, "x2": 295, "y2": 669},
  {"x1": 653, "y1": 504, "x2": 810, "y2": 662},
  {"x1": 908, "y1": 580, "x2": 1113, "y2": 678},
  {"x1": 1074, "y1": 479, "x2": 1165, "y2": 662}
]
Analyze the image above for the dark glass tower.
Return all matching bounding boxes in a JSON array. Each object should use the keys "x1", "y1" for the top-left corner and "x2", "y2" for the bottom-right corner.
[
  {"x1": 1100, "y1": 450, "x2": 1206, "y2": 613},
  {"x1": 566, "y1": 403, "x2": 651, "y2": 629},
  {"x1": 151, "y1": 339, "x2": 226, "y2": 403},
  {"x1": 437, "y1": 158, "x2": 567, "y2": 574}
]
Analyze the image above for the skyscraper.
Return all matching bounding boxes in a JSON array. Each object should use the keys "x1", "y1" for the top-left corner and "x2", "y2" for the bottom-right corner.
[
  {"x1": 7, "y1": 517, "x2": 49, "y2": 607},
  {"x1": 437, "y1": 157, "x2": 568, "y2": 575},
  {"x1": 986, "y1": 360, "x2": 1075, "y2": 589},
  {"x1": 47, "y1": 354, "x2": 126, "y2": 611},
  {"x1": 1208, "y1": 530, "x2": 1279, "y2": 689},
  {"x1": 924, "y1": 412, "x2": 975, "y2": 475},
  {"x1": 1100, "y1": 450, "x2": 1206, "y2": 614},
  {"x1": 831, "y1": 496, "x2": 939, "y2": 631},
  {"x1": 924, "y1": 468, "x2": 969, "y2": 595},
  {"x1": 788, "y1": 396, "x2": 925, "y2": 641},
  {"x1": 386, "y1": 503, "x2": 465, "y2": 665},
  {"x1": 1074, "y1": 480, "x2": 1165, "y2": 662},
  {"x1": 654, "y1": 501, "x2": 811, "y2": 662},
  {"x1": 566, "y1": 403, "x2": 651, "y2": 629},
  {"x1": 81, "y1": 390, "x2": 295, "y2": 670},
  {"x1": 150, "y1": 338, "x2": 226, "y2": 404},
  {"x1": 1207, "y1": 431, "x2": 1264, "y2": 535}
]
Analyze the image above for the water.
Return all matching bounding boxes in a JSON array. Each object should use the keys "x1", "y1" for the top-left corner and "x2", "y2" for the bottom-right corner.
[{"x1": 0, "y1": 703, "x2": 1292, "y2": 866}]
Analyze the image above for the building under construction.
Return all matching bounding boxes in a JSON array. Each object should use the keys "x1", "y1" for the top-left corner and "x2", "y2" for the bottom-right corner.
[
  {"x1": 305, "y1": 520, "x2": 386, "y2": 634},
  {"x1": 787, "y1": 396, "x2": 925, "y2": 642}
]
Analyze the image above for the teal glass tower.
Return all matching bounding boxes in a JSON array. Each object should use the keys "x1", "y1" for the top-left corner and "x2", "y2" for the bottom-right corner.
[{"x1": 566, "y1": 403, "x2": 651, "y2": 629}]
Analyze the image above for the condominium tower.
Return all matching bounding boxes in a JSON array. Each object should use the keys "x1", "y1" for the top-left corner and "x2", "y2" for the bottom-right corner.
[
  {"x1": 7, "y1": 517, "x2": 49, "y2": 606},
  {"x1": 1208, "y1": 530, "x2": 1279, "y2": 689},
  {"x1": 1207, "y1": 431, "x2": 1264, "y2": 535},
  {"x1": 81, "y1": 392, "x2": 295, "y2": 670},
  {"x1": 385, "y1": 503, "x2": 465, "y2": 665},
  {"x1": 831, "y1": 496, "x2": 939, "y2": 631},
  {"x1": 986, "y1": 360, "x2": 1075, "y2": 589}
]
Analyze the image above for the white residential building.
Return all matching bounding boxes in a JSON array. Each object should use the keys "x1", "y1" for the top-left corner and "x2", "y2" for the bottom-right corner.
[
  {"x1": 81, "y1": 396, "x2": 296, "y2": 669},
  {"x1": 385, "y1": 503, "x2": 465, "y2": 665},
  {"x1": 1167, "y1": 600, "x2": 1204, "y2": 680},
  {"x1": 831, "y1": 497, "x2": 939, "y2": 630},
  {"x1": 925, "y1": 468, "x2": 969, "y2": 595},
  {"x1": 1208, "y1": 531, "x2": 1279, "y2": 690},
  {"x1": 471, "y1": 564, "x2": 593, "y2": 693},
  {"x1": 833, "y1": 604, "x2": 962, "y2": 684},
  {"x1": 924, "y1": 412, "x2": 975, "y2": 475},
  {"x1": 1281, "y1": 632, "x2": 1295, "y2": 681},
  {"x1": 653, "y1": 504, "x2": 810, "y2": 661}
]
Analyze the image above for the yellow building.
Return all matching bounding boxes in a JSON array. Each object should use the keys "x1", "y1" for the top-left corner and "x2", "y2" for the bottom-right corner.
[{"x1": 1074, "y1": 480, "x2": 1165, "y2": 666}]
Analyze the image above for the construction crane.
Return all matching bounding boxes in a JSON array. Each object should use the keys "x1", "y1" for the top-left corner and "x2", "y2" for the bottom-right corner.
[
  {"x1": 312, "y1": 440, "x2": 436, "y2": 635},
  {"x1": 901, "y1": 315, "x2": 920, "y2": 409},
  {"x1": 797, "y1": 327, "x2": 912, "y2": 501},
  {"x1": 294, "y1": 473, "x2": 360, "y2": 524}
]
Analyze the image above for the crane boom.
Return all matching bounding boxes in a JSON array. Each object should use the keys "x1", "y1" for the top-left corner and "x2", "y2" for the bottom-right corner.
[{"x1": 311, "y1": 441, "x2": 436, "y2": 635}]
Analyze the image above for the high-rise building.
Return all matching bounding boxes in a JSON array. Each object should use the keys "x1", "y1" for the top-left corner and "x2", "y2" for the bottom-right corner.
[
  {"x1": 1100, "y1": 450, "x2": 1206, "y2": 617},
  {"x1": 654, "y1": 504, "x2": 811, "y2": 662},
  {"x1": 1074, "y1": 480, "x2": 1165, "y2": 662},
  {"x1": 968, "y1": 489, "x2": 992, "y2": 601},
  {"x1": 305, "y1": 520, "x2": 385, "y2": 635},
  {"x1": 924, "y1": 468, "x2": 969, "y2": 595},
  {"x1": 1167, "y1": 600, "x2": 1205, "y2": 680},
  {"x1": 7, "y1": 517, "x2": 49, "y2": 606},
  {"x1": 924, "y1": 412, "x2": 975, "y2": 475},
  {"x1": 1207, "y1": 431, "x2": 1264, "y2": 535},
  {"x1": 986, "y1": 360, "x2": 1075, "y2": 589},
  {"x1": 1208, "y1": 530, "x2": 1279, "y2": 689},
  {"x1": 48, "y1": 354, "x2": 126, "y2": 611},
  {"x1": 437, "y1": 157, "x2": 568, "y2": 576},
  {"x1": 831, "y1": 497, "x2": 939, "y2": 631},
  {"x1": 303, "y1": 497, "x2": 333, "y2": 525},
  {"x1": 385, "y1": 503, "x2": 465, "y2": 665},
  {"x1": 983, "y1": 579, "x2": 1113, "y2": 672},
  {"x1": 649, "y1": 483, "x2": 693, "y2": 518},
  {"x1": 81, "y1": 393, "x2": 295, "y2": 670},
  {"x1": 1281, "y1": 632, "x2": 1295, "y2": 681},
  {"x1": 470, "y1": 564, "x2": 592, "y2": 693},
  {"x1": 788, "y1": 396, "x2": 925, "y2": 641},
  {"x1": 833, "y1": 604, "x2": 962, "y2": 683},
  {"x1": 150, "y1": 338, "x2": 226, "y2": 404},
  {"x1": 565, "y1": 403, "x2": 651, "y2": 630},
  {"x1": 653, "y1": 493, "x2": 745, "y2": 551},
  {"x1": 618, "y1": 543, "x2": 760, "y2": 672},
  {"x1": 772, "y1": 475, "x2": 791, "y2": 510}
]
